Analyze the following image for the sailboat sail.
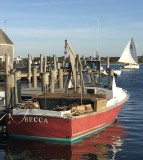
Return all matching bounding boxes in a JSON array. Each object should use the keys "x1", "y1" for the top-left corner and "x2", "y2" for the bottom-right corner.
[{"x1": 118, "y1": 38, "x2": 138, "y2": 65}]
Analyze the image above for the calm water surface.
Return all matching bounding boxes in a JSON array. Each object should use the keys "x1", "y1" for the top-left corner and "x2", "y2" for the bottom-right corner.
[{"x1": 0, "y1": 64, "x2": 143, "y2": 160}]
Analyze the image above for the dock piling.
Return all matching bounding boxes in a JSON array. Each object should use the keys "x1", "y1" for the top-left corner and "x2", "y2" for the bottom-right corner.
[
  {"x1": 28, "y1": 54, "x2": 32, "y2": 83},
  {"x1": 49, "y1": 70, "x2": 56, "y2": 93},
  {"x1": 14, "y1": 71, "x2": 21, "y2": 104},
  {"x1": 41, "y1": 73, "x2": 49, "y2": 92},
  {"x1": 5, "y1": 71, "x2": 15, "y2": 109},
  {"x1": 58, "y1": 68, "x2": 63, "y2": 89},
  {"x1": 32, "y1": 67, "x2": 37, "y2": 88}
]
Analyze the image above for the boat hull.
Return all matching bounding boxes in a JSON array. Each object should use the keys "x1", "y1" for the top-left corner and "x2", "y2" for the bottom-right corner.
[
  {"x1": 123, "y1": 64, "x2": 139, "y2": 69},
  {"x1": 6, "y1": 102, "x2": 125, "y2": 144}
]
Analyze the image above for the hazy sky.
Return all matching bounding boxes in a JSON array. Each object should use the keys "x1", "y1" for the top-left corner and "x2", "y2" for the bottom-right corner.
[{"x1": 1, "y1": 0, "x2": 143, "y2": 58}]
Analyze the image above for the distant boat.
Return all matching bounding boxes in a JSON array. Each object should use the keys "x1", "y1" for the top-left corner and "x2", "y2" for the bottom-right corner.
[{"x1": 118, "y1": 38, "x2": 139, "y2": 69}]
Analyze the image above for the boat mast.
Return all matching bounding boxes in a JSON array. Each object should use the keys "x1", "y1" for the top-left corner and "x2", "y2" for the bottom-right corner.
[{"x1": 96, "y1": 18, "x2": 99, "y2": 60}]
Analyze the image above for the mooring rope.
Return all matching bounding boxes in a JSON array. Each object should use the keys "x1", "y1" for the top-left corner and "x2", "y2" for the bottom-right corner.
[
  {"x1": 0, "y1": 113, "x2": 7, "y2": 121},
  {"x1": 9, "y1": 109, "x2": 29, "y2": 124}
]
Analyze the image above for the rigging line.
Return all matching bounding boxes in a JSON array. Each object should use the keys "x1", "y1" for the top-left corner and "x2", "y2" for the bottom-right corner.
[{"x1": 0, "y1": 113, "x2": 7, "y2": 121}]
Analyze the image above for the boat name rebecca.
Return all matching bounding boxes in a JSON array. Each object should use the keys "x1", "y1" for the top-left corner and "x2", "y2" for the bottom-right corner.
[{"x1": 24, "y1": 117, "x2": 48, "y2": 123}]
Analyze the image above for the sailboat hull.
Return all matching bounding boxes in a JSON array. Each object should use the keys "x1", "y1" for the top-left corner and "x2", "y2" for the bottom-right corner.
[{"x1": 123, "y1": 64, "x2": 139, "y2": 69}]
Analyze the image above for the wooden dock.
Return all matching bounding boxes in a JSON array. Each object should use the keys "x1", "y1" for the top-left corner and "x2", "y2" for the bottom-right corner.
[{"x1": 21, "y1": 87, "x2": 42, "y2": 96}]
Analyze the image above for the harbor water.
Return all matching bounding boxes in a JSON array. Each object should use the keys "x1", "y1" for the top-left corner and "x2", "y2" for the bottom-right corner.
[{"x1": 0, "y1": 64, "x2": 143, "y2": 160}]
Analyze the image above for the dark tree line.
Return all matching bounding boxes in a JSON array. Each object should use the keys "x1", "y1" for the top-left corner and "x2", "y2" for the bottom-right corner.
[
  {"x1": 14, "y1": 55, "x2": 143, "y2": 66},
  {"x1": 101, "y1": 56, "x2": 143, "y2": 64}
]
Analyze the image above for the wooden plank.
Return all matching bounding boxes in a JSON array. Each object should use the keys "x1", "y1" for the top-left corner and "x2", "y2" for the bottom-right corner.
[{"x1": 34, "y1": 92, "x2": 106, "y2": 101}]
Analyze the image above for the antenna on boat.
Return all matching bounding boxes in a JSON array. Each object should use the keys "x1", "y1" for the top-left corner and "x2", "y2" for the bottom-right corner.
[{"x1": 96, "y1": 18, "x2": 100, "y2": 60}]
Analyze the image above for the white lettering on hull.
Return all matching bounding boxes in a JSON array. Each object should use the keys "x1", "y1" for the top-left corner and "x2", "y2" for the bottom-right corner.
[{"x1": 24, "y1": 117, "x2": 48, "y2": 123}]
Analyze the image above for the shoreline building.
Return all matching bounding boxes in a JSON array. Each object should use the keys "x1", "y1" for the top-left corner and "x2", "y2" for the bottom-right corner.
[{"x1": 0, "y1": 29, "x2": 14, "y2": 70}]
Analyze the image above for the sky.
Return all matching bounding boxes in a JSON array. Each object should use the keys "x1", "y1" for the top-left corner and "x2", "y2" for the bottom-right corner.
[{"x1": 0, "y1": 0, "x2": 143, "y2": 58}]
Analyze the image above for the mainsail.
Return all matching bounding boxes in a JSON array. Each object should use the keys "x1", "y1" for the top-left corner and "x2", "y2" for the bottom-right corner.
[{"x1": 118, "y1": 38, "x2": 138, "y2": 64}]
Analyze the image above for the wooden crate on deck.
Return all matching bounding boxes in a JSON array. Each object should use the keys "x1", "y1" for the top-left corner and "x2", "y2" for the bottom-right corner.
[{"x1": 93, "y1": 98, "x2": 107, "y2": 112}]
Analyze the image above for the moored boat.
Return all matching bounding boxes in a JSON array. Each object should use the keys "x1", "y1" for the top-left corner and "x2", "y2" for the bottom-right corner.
[{"x1": 6, "y1": 40, "x2": 129, "y2": 144}]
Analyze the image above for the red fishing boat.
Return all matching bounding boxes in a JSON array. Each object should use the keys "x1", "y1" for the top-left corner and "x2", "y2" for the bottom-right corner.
[
  {"x1": 7, "y1": 121, "x2": 125, "y2": 159},
  {"x1": 6, "y1": 40, "x2": 129, "y2": 144}
]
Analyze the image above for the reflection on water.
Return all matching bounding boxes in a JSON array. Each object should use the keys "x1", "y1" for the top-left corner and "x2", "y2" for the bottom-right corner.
[{"x1": 1, "y1": 121, "x2": 125, "y2": 160}]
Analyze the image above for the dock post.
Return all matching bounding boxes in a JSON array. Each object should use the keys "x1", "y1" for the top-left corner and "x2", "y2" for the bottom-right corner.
[
  {"x1": 109, "y1": 69, "x2": 114, "y2": 86},
  {"x1": 57, "y1": 62, "x2": 61, "y2": 70},
  {"x1": 107, "y1": 57, "x2": 110, "y2": 69},
  {"x1": 62, "y1": 60, "x2": 65, "y2": 69},
  {"x1": 32, "y1": 67, "x2": 37, "y2": 88},
  {"x1": 5, "y1": 71, "x2": 15, "y2": 109},
  {"x1": 41, "y1": 73, "x2": 49, "y2": 92},
  {"x1": 53, "y1": 55, "x2": 57, "y2": 71},
  {"x1": 58, "y1": 68, "x2": 63, "y2": 89},
  {"x1": 49, "y1": 70, "x2": 55, "y2": 93},
  {"x1": 46, "y1": 73, "x2": 49, "y2": 91},
  {"x1": 44, "y1": 56, "x2": 47, "y2": 73},
  {"x1": 14, "y1": 71, "x2": 21, "y2": 104},
  {"x1": 40, "y1": 54, "x2": 43, "y2": 74},
  {"x1": 28, "y1": 54, "x2": 32, "y2": 83},
  {"x1": 5, "y1": 54, "x2": 15, "y2": 109}
]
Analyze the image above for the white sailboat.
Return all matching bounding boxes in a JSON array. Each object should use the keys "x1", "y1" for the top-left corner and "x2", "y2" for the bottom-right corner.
[{"x1": 118, "y1": 38, "x2": 139, "y2": 69}]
